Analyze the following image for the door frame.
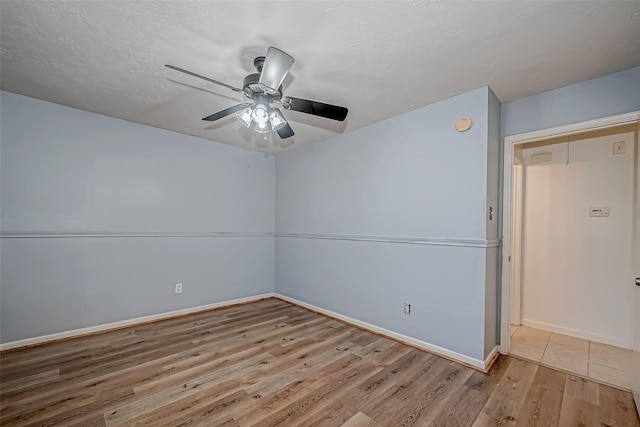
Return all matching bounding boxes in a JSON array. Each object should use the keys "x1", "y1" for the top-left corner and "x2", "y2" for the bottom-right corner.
[
  {"x1": 510, "y1": 161, "x2": 523, "y2": 326},
  {"x1": 499, "y1": 110, "x2": 640, "y2": 355}
]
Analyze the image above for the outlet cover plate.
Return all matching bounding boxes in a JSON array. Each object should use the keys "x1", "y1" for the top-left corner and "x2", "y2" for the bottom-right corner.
[{"x1": 613, "y1": 141, "x2": 625, "y2": 154}]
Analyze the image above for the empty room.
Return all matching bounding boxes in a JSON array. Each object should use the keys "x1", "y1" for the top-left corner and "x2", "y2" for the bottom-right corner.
[{"x1": 1, "y1": 1, "x2": 639, "y2": 426}]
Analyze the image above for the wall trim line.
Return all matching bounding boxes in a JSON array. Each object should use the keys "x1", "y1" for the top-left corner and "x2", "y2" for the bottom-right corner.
[
  {"x1": 276, "y1": 233, "x2": 500, "y2": 248},
  {"x1": 0, "y1": 232, "x2": 275, "y2": 239},
  {"x1": 1, "y1": 231, "x2": 500, "y2": 248},
  {"x1": 275, "y1": 293, "x2": 495, "y2": 372},
  {"x1": 0, "y1": 293, "x2": 276, "y2": 352}
]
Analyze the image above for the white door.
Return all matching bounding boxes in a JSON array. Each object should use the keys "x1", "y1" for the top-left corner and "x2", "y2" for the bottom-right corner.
[{"x1": 634, "y1": 124, "x2": 640, "y2": 416}]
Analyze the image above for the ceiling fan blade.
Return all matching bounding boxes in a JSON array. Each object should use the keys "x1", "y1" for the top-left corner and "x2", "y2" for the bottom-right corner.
[
  {"x1": 282, "y1": 97, "x2": 348, "y2": 121},
  {"x1": 258, "y1": 47, "x2": 294, "y2": 94},
  {"x1": 165, "y1": 65, "x2": 243, "y2": 93},
  {"x1": 277, "y1": 122, "x2": 295, "y2": 139},
  {"x1": 202, "y1": 103, "x2": 251, "y2": 121}
]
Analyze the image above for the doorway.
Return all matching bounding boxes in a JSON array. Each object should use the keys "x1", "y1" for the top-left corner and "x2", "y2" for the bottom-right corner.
[{"x1": 500, "y1": 112, "x2": 640, "y2": 389}]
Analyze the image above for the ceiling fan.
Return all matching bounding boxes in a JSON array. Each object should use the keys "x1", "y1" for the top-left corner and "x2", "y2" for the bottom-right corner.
[{"x1": 165, "y1": 47, "x2": 348, "y2": 140}]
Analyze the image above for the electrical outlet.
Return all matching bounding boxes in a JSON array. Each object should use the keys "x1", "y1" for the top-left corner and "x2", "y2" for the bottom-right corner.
[
  {"x1": 403, "y1": 303, "x2": 411, "y2": 315},
  {"x1": 175, "y1": 283, "x2": 183, "y2": 294}
]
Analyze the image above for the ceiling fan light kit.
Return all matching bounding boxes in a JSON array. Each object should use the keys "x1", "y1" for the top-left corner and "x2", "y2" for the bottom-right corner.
[
  {"x1": 235, "y1": 94, "x2": 287, "y2": 134},
  {"x1": 165, "y1": 46, "x2": 349, "y2": 144}
]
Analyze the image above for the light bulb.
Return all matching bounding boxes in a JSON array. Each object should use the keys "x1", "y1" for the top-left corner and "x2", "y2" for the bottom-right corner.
[
  {"x1": 252, "y1": 119, "x2": 268, "y2": 134},
  {"x1": 252, "y1": 104, "x2": 269, "y2": 125}
]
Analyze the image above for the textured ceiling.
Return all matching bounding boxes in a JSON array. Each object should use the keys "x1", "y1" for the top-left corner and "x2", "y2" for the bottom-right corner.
[{"x1": 1, "y1": 1, "x2": 639, "y2": 154}]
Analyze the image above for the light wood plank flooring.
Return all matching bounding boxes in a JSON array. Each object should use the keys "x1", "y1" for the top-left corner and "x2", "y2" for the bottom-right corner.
[{"x1": 1, "y1": 298, "x2": 638, "y2": 426}]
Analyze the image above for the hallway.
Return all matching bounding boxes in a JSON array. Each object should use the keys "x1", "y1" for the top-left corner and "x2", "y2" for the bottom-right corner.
[{"x1": 510, "y1": 325, "x2": 632, "y2": 391}]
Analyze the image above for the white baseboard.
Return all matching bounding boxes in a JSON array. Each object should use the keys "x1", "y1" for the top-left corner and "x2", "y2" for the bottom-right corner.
[
  {"x1": 2, "y1": 292, "x2": 499, "y2": 373},
  {"x1": 275, "y1": 293, "x2": 494, "y2": 371},
  {"x1": 484, "y1": 345, "x2": 500, "y2": 370},
  {"x1": 521, "y1": 319, "x2": 632, "y2": 349},
  {"x1": 0, "y1": 293, "x2": 276, "y2": 352}
]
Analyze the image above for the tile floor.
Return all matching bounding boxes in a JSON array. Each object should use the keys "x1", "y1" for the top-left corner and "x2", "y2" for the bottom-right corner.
[{"x1": 510, "y1": 324, "x2": 633, "y2": 390}]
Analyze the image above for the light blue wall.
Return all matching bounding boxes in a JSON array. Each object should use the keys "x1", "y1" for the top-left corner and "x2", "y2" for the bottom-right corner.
[
  {"x1": 276, "y1": 237, "x2": 488, "y2": 359},
  {"x1": 1, "y1": 237, "x2": 274, "y2": 341},
  {"x1": 502, "y1": 66, "x2": 640, "y2": 137},
  {"x1": 484, "y1": 89, "x2": 501, "y2": 357},
  {"x1": 5, "y1": 65, "x2": 634, "y2": 356},
  {"x1": 276, "y1": 88, "x2": 491, "y2": 240},
  {"x1": 1, "y1": 92, "x2": 274, "y2": 234},
  {"x1": 486, "y1": 89, "x2": 501, "y2": 242},
  {"x1": 0, "y1": 91, "x2": 275, "y2": 343},
  {"x1": 276, "y1": 87, "x2": 497, "y2": 361}
]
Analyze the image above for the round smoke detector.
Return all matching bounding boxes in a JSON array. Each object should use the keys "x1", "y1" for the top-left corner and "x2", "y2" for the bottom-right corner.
[{"x1": 456, "y1": 117, "x2": 472, "y2": 132}]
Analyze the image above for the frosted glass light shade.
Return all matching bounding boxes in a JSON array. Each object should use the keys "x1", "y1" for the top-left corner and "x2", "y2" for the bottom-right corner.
[
  {"x1": 235, "y1": 107, "x2": 253, "y2": 127},
  {"x1": 234, "y1": 103, "x2": 287, "y2": 134},
  {"x1": 269, "y1": 109, "x2": 287, "y2": 131}
]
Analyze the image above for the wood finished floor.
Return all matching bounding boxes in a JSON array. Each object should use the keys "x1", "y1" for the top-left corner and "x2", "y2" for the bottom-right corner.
[{"x1": 1, "y1": 298, "x2": 638, "y2": 427}]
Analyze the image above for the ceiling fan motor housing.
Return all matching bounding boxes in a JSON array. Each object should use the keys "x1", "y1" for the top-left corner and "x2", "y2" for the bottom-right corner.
[
  {"x1": 242, "y1": 72, "x2": 282, "y2": 101},
  {"x1": 253, "y1": 56, "x2": 265, "y2": 73}
]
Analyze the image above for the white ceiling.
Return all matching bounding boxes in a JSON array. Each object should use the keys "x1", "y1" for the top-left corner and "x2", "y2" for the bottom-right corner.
[{"x1": 2, "y1": 1, "x2": 639, "y2": 154}]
